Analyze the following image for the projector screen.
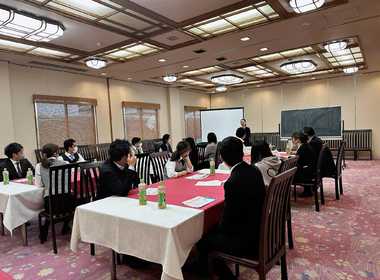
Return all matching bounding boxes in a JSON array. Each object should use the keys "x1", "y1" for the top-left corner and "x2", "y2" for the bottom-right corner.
[{"x1": 201, "y1": 108, "x2": 244, "y2": 142}]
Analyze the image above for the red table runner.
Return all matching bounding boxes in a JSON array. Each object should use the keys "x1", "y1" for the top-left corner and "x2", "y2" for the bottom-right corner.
[{"x1": 129, "y1": 172, "x2": 229, "y2": 233}]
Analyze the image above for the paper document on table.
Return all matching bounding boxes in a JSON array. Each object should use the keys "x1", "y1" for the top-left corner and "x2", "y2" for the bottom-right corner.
[
  {"x1": 183, "y1": 196, "x2": 215, "y2": 208},
  {"x1": 146, "y1": 188, "x2": 159, "y2": 196},
  {"x1": 195, "y1": 180, "x2": 223, "y2": 187},
  {"x1": 186, "y1": 173, "x2": 209, "y2": 180}
]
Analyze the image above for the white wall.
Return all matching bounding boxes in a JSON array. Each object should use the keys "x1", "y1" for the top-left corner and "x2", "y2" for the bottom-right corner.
[
  {"x1": 211, "y1": 73, "x2": 380, "y2": 158},
  {"x1": 0, "y1": 64, "x2": 210, "y2": 161}
]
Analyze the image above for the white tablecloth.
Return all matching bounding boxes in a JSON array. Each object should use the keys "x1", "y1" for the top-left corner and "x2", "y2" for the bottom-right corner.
[
  {"x1": 70, "y1": 196, "x2": 204, "y2": 280},
  {"x1": 0, "y1": 182, "x2": 44, "y2": 232}
]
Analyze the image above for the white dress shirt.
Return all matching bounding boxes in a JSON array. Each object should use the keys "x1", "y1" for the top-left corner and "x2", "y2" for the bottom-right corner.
[{"x1": 58, "y1": 152, "x2": 85, "y2": 163}]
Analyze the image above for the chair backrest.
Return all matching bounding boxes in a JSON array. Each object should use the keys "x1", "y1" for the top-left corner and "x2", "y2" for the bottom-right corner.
[
  {"x1": 196, "y1": 143, "x2": 207, "y2": 165},
  {"x1": 78, "y1": 145, "x2": 97, "y2": 161},
  {"x1": 149, "y1": 152, "x2": 170, "y2": 183},
  {"x1": 135, "y1": 153, "x2": 151, "y2": 184},
  {"x1": 336, "y1": 141, "x2": 345, "y2": 177},
  {"x1": 78, "y1": 161, "x2": 101, "y2": 203},
  {"x1": 259, "y1": 167, "x2": 297, "y2": 266},
  {"x1": 96, "y1": 143, "x2": 110, "y2": 161},
  {"x1": 278, "y1": 156, "x2": 299, "y2": 174},
  {"x1": 48, "y1": 163, "x2": 79, "y2": 217},
  {"x1": 214, "y1": 142, "x2": 223, "y2": 168}
]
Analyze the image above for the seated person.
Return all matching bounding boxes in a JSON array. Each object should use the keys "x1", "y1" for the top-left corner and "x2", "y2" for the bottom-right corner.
[
  {"x1": 159, "y1": 134, "x2": 173, "y2": 153},
  {"x1": 164, "y1": 141, "x2": 193, "y2": 178},
  {"x1": 303, "y1": 126, "x2": 323, "y2": 158},
  {"x1": 292, "y1": 131, "x2": 317, "y2": 197},
  {"x1": 97, "y1": 139, "x2": 139, "y2": 199},
  {"x1": 185, "y1": 137, "x2": 198, "y2": 170},
  {"x1": 251, "y1": 140, "x2": 282, "y2": 186},
  {"x1": 204, "y1": 132, "x2": 218, "y2": 161},
  {"x1": 58, "y1": 139, "x2": 85, "y2": 163},
  {"x1": 0, "y1": 142, "x2": 34, "y2": 181},
  {"x1": 197, "y1": 137, "x2": 266, "y2": 279},
  {"x1": 35, "y1": 143, "x2": 68, "y2": 241},
  {"x1": 235, "y1": 127, "x2": 246, "y2": 144},
  {"x1": 131, "y1": 137, "x2": 144, "y2": 155}
]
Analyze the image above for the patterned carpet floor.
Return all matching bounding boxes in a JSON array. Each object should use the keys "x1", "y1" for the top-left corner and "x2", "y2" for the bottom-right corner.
[{"x1": 1, "y1": 161, "x2": 379, "y2": 280}]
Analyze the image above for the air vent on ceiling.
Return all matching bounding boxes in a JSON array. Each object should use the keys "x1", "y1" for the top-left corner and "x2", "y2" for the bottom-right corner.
[
  {"x1": 29, "y1": 61, "x2": 87, "y2": 72},
  {"x1": 216, "y1": 57, "x2": 226, "y2": 61},
  {"x1": 193, "y1": 49, "x2": 206, "y2": 54}
]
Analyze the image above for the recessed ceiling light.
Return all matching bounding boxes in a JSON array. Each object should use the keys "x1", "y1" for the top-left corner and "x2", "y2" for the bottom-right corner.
[
  {"x1": 101, "y1": 72, "x2": 107, "y2": 76},
  {"x1": 127, "y1": 77, "x2": 132, "y2": 80},
  {"x1": 260, "y1": 47, "x2": 268, "y2": 52},
  {"x1": 183, "y1": 65, "x2": 189, "y2": 68},
  {"x1": 240, "y1": 37, "x2": 251, "y2": 42},
  {"x1": 311, "y1": 77, "x2": 316, "y2": 80},
  {"x1": 158, "y1": 58, "x2": 166, "y2": 62},
  {"x1": 163, "y1": 74, "x2": 177, "y2": 83}
]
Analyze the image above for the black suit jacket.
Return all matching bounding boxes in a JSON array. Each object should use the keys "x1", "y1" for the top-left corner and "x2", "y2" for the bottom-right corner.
[
  {"x1": 97, "y1": 160, "x2": 140, "y2": 199},
  {"x1": 243, "y1": 127, "x2": 251, "y2": 146},
  {"x1": 295, "y1": 143, "x2": 317, "y2": 183},
  {"x1": 0, "y1": 158, "x2": 34, "y2": 181},
  {"x1": 220, "y1": 161, "x2": 266, "y2": 252},
  {"x1": 309, "y1": 136, "x2": 323, "y2": 158}
]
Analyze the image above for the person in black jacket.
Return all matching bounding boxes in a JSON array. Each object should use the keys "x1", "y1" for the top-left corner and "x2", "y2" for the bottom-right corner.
[
  {"x1": 292, "y1": 131, "x2": 317, "y2": 197},
  {"x1": 303, "y1": 127, "x2": 323, "y2": 158},
  {"x1": 159, "y1": 134, "x2": 173, "y2": 153},
  {"x1": 197, "y1": 136, "x2": 266, "y2": 279},
  {"x1": 240, "y1": 118, "x2": 251, "y2": 146},
  {"x1": 97, "y1": 139, "x2": 139, "y2": 199},
  {"x1": 0, "y1": 143, "x2": 34, "y2": 181}
]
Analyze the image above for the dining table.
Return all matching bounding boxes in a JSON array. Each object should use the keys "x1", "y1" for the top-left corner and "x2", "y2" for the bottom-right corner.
[{"x1": 71, "y1": 169, "x2": 230, "y2": 280}]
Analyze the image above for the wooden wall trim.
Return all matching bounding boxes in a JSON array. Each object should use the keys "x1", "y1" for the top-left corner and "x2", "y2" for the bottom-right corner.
[
  {"x1": 184, "y1": 106, "x2": 207, "y2": 112},
  {"x1": 33, "y1": 94, "x2": 97, "y2": 106},
  {"x1": 122, "y1": 101, "x2": 160, "y2": 110}
]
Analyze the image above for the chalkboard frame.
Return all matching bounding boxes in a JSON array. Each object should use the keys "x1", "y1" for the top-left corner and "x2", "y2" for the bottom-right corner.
[{"x1": 280, "y1": 106, "x2": 343, "y2": 140}]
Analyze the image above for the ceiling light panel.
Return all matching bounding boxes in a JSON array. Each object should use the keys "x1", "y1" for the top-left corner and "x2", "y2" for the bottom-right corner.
[
  {"x1": 179, "y1": 78, "x2": 214, "y2": 87},
  {"x1": 28, "y1": 47, "x2": 71, "y2": 58},
  {"x1": 323, "y1": 46, "x2": 364, "y2": 67},
  {"x1": 238, "y1": 65, "x2": 278, "y2": 78},
  {"x1": 103, "y1": 42, "x2": 162, "y2": 61},
  {"x1": 184, "y1": 2, "x2": 279, "y2": 38},
  {"x1": 252, "y1": 47, "x2": 314, "y2": 63},
  {"x1": 35, "y1": 0, "x2": 160, "y2": 32},
  {"x1": 183, "y1": 66, "x2": 223, "y2": 76},
  {"x1": 0, "y1": 39, "x2": 35, "y2": 51}
]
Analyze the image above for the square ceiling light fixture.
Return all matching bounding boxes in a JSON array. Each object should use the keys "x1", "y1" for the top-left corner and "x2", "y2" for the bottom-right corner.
[
  {"x1": 289, "y1": 0, "x2": 325, "y2": 14},
  {"x1": 0, "y1": 5, "x2": 64, "y2": 42}
]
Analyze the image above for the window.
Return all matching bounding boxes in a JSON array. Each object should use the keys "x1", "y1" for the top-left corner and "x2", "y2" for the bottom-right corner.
[
  {"x1": 184, "y1": 106, "x2": 205, "y2": 143},
  {"x1": 33, "y1": 95, "x2": 97, "y2": 147},
  {"x1": 122, "y1": 102, "x2": 160, "y2": 140}
]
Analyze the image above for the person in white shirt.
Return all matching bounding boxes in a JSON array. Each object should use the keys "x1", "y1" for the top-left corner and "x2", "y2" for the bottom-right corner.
[
  {"x1": 58, "y1": 138, "x2": 85, "y2": 163},
  {"x1": 251, "y1": 140, "x2": 282, "y2": 186},
  {"x1": 164, "y1": 141, "x2": 193, "y2": 178},
  {"x1": 131, "y1": 137, "x2": 144, "y2": 155}
]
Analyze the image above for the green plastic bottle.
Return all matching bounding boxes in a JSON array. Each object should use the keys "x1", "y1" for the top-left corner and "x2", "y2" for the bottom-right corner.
[
  {"x1": 2, "y1": 168, "x2": 9, "y2": 185},
  {"x1": 158, "y1": 182, "x2": 166, "y2": 209},
  {"x1": 210, "y1": 158, "x2": 216, "y2": 175},
  {"x1": 27, "y1": 168, "x2": 34, "y2": 185},
  {"x1": 138, "y1": 179, "x2": 147, "y2": 206}
]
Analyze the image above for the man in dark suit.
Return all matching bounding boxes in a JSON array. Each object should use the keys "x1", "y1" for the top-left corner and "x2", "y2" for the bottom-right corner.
[
  {"x1": 0, "y1": 143, "x2": 34, "y2": 182},
  {"x1": 97, "y1": 139, "x2": 139, "y2": 199},
  {"x1": 197, "y1": 136, "x2": 266, "y2": 279},
  {"x1": 303, "y1": 127, "x2": 323, "y2": 158},
  {"x1": 240, "y1": 118, "x2": 252, "y2": 146}
]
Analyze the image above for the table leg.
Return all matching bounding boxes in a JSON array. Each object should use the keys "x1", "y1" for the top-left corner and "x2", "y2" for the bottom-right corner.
[
  {"x1": 21, "y1": 223, "x2": 28, "y2": 246},
  {"x1": 111, "y1": 250, "x2": 117, "y2": 280}
]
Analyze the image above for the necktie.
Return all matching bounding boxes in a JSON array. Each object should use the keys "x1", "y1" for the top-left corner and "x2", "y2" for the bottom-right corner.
[{"x1": 16, "y1": 162, "x2": 22, "y2": 177}]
